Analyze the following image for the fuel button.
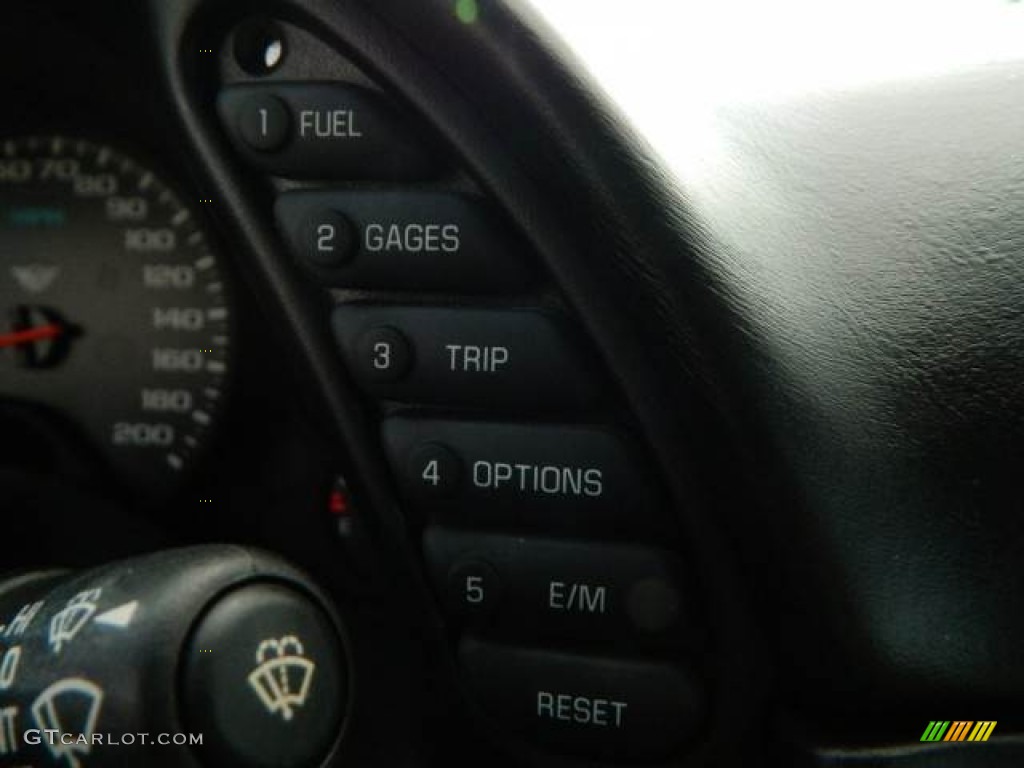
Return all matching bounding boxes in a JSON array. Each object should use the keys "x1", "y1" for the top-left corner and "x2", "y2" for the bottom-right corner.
[{"x1": 218, "y1": 83, "x2": 438, "y2": 179}]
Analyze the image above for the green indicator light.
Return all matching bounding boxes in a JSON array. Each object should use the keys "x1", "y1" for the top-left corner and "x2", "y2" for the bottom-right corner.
[{"x1": 455, "y1": 0, "x2": 479, "y2": 25}]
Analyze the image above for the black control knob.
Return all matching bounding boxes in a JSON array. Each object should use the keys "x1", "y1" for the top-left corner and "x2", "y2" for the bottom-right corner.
[
  {"x1": 0, "y1": 546, "x2": 348, "y2": 768},
  {"x1": 184, "y1": 583, "x2": 344, "y2": 767}
]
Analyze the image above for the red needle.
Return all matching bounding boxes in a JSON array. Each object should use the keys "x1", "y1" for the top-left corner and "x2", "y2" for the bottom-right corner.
[{"x1": 0, "y1": 323, "x2": 63, "y2": 349}]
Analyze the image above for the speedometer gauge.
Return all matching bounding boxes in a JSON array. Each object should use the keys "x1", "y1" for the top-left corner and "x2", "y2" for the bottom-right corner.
[{"x1": 0, "y1": 136, "x2": 232, "y2": 497}]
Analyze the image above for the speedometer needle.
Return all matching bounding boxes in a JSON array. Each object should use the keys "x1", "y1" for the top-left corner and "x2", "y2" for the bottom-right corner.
[{"x1": 0, "y1": 323, "x2": 63, "y2": 349}]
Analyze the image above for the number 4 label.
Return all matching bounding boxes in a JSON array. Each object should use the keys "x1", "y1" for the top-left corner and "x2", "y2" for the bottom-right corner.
[
  {"x1": 422, "y1": 459, "x2": 441, "y2": 486},
  {"x1": 411, "y1": 443, "x2": 460, "y2": 496}
]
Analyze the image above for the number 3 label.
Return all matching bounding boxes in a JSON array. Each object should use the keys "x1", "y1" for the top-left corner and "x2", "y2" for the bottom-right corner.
[{"x1": 372, "y1": 341, "x2": 391, "y2": 370}]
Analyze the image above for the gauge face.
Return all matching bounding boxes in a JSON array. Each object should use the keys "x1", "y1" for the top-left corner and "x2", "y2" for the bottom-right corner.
[{"x1": 0, "y1": 136, "x2": 231, "y2": 497}]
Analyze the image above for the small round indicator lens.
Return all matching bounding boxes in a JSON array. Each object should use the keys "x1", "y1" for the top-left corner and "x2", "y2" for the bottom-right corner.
[
  {"x1": 263, "y1": 39, "x2": 283, "y2": 71},
  {"x1": 233, "y1": 18, "x2": 286, "y2": 76}
]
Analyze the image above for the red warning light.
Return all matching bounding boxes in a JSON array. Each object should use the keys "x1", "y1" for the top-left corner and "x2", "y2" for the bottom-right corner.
[{"x1": 328, "y1": 488, "x2": 349, "y2": 517}]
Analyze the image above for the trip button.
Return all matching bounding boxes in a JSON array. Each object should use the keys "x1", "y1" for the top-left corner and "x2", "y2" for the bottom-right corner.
[
  {"x1": 424, "y1": 529, "x2": 687, "y2": 650},
  {"x1": 459, "y1": 639, "x2": 703, "y2": 761},
  {"x1": 333, "y1": 306, "x2": 600, "y2": 412},
  {"x1": 275, "y1": 190, "x2": 532, "y2": 292},
  {"x1": 354, "y1": 325, "x2": 413, "y2": 382},
  {"x1": 381, "y1": 417, "x2": 663, "y2": 536},
  {"x1": 218, "y1": 83, "x2": 438, "y2": 179}
]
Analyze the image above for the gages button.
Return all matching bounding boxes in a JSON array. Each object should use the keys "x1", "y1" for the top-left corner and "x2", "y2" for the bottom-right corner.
[{"x1": 275, "y1": 190, "x2": 532, "y2": 292}]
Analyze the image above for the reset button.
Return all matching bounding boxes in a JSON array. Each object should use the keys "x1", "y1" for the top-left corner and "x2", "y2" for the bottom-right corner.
[{"x1": 459, "y1": 638, "x2": 703, "y2": 761}]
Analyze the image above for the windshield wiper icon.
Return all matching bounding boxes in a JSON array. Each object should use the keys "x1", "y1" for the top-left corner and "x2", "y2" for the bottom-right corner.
[
  {"x1": 49, "y1": 589, "x2": 102, "y2": 654},
  {"x1": 247, "y1": 635, "x2": 316, "y2": 722},
  {"x1": 31, "y1": 677, "x2": 104, "y2": 768}
]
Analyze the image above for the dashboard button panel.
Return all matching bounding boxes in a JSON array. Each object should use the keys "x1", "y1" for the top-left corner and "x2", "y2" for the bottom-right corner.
[
  {"x1": 425, "y1": 528, "x2": 687, "y2": 650},
  {"x1": 382, "y1": 417, "x2": 660, "y2": 534},
  {"x1": 217, "y1": 82, "x2": 437, "y2": 179},
  {"x1": 460, "y1": 639, "x2": 703, "y2": 762},
  {"x1": 207, "y1": 15, "x2": 706, "y2": 761},
  {"x1": 275, "y1": 190, "x2": 533, "y2": 292},
  {"x1": 334, "y1": 306, "x2": 601, "y2": 412}
]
